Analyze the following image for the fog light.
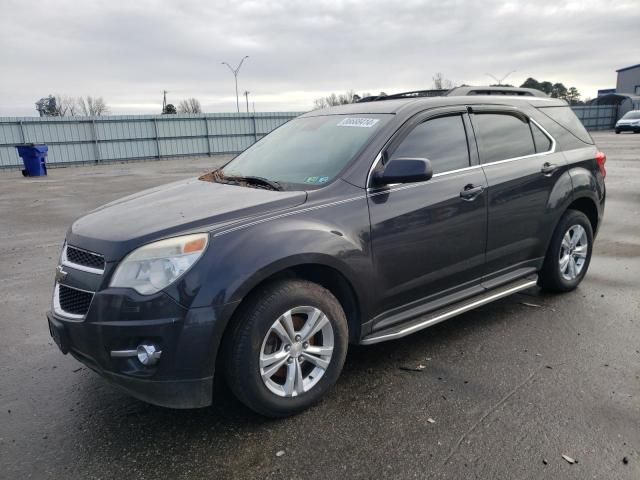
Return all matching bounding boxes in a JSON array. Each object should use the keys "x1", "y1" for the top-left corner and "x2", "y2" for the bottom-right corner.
[{"x1": 136, "y1": 344, "x2": 161, "y2": 366}]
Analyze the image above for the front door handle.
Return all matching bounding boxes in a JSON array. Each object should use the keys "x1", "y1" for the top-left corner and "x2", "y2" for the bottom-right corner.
[
  {"x1": 540, "y1": 162, "x2": 559, "y2": 175},
  {"x1": 460, "y1": 184, "x2": 484, "y2": 201}
]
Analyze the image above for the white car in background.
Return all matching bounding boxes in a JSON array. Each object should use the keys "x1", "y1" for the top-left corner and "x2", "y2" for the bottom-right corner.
[{"x1": 615, "y1": 110, "x2": 640, "y2": 134}]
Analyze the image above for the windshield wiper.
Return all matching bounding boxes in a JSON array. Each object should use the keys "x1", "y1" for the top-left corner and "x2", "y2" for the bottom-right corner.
[{"x1": 224, "y1": 175, "x2": 283, "y2": 191}]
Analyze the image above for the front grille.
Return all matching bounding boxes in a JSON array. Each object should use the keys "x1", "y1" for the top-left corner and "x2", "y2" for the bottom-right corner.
[
  {"x1": 58, "y1": 284, "x2": 93, "y2": 316},
  {"x1": 65, "y1": 245, "x2": 105, "y2": 271}
]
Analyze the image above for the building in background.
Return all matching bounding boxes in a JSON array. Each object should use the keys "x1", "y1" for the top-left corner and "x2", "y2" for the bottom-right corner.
[
  {"x1": 616, "y1": 64, "x2": 640, "y2": 95},
  {"x1": 597, "y1": 88, "x2": 616, "y2": 97},
  {"x1": 586, "y1": 64, "x2": 640, "y2": 126}
]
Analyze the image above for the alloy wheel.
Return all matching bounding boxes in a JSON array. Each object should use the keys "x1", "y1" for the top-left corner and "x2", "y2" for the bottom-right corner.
[
  {"x1": 558, "y1": 224, "x2": 588, "y2": 281},
  {"x1": 259, "y1": 306, "x2": 334, "y2": 397}
]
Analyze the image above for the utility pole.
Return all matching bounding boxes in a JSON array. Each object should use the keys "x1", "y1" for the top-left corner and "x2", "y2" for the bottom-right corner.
[
  {"x1": 243, "y1": 91, "x2": 250, "y2": 113},
  {"x1": 221, "y1": 56, "x2": 249, "y2": 113},
  {"x1": 162, "y1": 90, "x2": 168, "y2": 113},
  {"x1": 485, "y1": 71, "x2": 516, "y2": 86}
]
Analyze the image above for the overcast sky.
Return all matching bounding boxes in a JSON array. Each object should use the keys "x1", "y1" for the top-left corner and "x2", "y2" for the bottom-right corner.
[{"x1": 0, "y1": 0, "x2": 638, "y2": 116}]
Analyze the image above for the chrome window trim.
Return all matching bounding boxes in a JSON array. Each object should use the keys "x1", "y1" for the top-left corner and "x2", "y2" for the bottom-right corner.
[
  {"x1": 61, "y1": 244, "x2": 105, "y2": 275},
  {"x1": 367, "y1": 165, "x2": 484, "y2": 197},
  {"x1": 365, "y1": 110, "x2": 472, "y2": 189},
  {"x1": 365, "y1": 115, "x2": 557, "y2": 192},
  {"x1": 52, "y1": 282, "x2": 93, "y2": 321},
  {"x1": 478, "y1": 117, "x2": 556, "y2": 167}
]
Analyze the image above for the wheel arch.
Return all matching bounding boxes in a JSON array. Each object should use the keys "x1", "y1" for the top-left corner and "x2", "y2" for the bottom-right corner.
[
  {"x1": 219, "y1": 258, "x2": 363, "y2": 352},
  {"x1": 567, "y1": 195, "x2": 599, "y2": 234}
]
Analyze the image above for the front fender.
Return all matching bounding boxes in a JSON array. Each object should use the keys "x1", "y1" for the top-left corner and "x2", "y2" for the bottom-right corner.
[{"x1": 192, "y1": 196, "x2": 373, "y2": 315}]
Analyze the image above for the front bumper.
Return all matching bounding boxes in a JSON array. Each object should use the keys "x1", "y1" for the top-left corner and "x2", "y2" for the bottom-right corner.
[
  {"x1": 615, "y1": 124, "x2": 640, "y2": 132},
  {"x1": 46, "y1": 290, "x2": 230, "y2": 409}
]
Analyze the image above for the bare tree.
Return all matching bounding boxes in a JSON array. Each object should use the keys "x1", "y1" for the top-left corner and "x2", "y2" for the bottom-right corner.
[
  {"x1": 54, "y1": 95, "x2": 80, "y2": 116},
  {"x1": 313, "y1": 90, "x2": 369, "y2": 109},
  {"x1": 432, "y1": 73, "x2": 455, "y2": 90},
  {"x1": 78, "y1": 96, "x2": 109, "y2": 116},
  {"x1": 177, "y1": 98, "x2": 202, "y2": 114}
]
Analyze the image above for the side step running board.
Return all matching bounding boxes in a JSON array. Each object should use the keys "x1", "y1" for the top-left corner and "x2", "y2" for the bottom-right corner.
[{"x1": 360, "y1": 276, "x2": 538, "y2": 345}]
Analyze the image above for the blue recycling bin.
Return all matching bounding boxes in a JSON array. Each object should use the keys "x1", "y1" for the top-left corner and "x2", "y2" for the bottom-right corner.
[{"x1": 16, "y1": 144, "x2": 48, "y2": 177}]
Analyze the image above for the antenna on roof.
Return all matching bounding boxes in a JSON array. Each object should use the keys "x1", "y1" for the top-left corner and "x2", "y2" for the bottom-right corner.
[{"x1": 485, "y1": 70, "x2": 516, "y2": 85}]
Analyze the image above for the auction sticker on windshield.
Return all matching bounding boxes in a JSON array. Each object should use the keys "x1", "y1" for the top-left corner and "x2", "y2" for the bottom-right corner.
[{"x1": 337, "y1": 118, "x2": 380, "y2": 128}]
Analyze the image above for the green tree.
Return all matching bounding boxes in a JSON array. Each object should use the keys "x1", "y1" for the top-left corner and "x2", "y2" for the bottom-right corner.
[
  {"x1": 163, "y1": 103, "x2": 177, "y2": 114},
  {"x1": 565, "y1": 87, "x2": 581, "y2": 105},
  {"x1": 538, "y1": 81, "x2": 553, "y2": 95},
  {"x1": 550, "y1": 83, "x2": 568, "y2": 99},
  {"x1": 520, "y1": 77, "x2": 541, "y2": 90},
  {"x1": 519, "y1": 78, "x2": 580, "y2": 101},
  {"x1": 35, "y1": 95, "x2": 59, "y2": 116}
]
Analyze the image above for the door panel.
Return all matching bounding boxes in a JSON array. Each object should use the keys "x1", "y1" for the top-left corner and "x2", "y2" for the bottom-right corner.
[
  {"x1": 481, "y1": 152, "x2": 567, "y2": 277},
  {"x1": 470, "y1": 109, "x2": 568, "y2": 280},
  {"x1": 368, "y1": 167, "x2": 488, "y2": 319}
]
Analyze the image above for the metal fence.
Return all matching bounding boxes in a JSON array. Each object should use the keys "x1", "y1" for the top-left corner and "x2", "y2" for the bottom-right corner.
[
  {"x1": 570, "y1": 105, "x2": 618, "y2": 131},
  {"x1": 0, "y1": 106, "x2": 621, "y2": 168},
  {"x1": 0, "y1": 112, "x2": 303, "y2": 168}
]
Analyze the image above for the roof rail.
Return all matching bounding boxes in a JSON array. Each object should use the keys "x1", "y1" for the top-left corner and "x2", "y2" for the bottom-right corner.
[
  {"x1": 356, "y1": 89, "x2": 449, "y2": 103},
  {"x1": 356, "y1": 86, "x2": 549, "y2": 103},
  {"x1": 445, "y1": 86, "x2": 549, "y2": 98}
]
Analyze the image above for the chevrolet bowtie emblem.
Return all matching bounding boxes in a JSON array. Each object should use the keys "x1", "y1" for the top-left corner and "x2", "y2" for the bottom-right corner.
[{"x1": 55, "y1": 265, "x2": 68, "y2": 283}]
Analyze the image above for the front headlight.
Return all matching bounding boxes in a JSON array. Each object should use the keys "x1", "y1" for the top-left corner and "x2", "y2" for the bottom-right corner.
[{"x1": 110, "y1": 233, "x2": 209, "y2": 295}]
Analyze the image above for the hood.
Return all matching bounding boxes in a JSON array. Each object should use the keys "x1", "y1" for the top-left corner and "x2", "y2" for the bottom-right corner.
[
  {"x1": 67, "y1": 178, "x2": 307, "y2": 260},
  {"x1": 617, "y1": 119, "x2": 640, "y2": 125}
]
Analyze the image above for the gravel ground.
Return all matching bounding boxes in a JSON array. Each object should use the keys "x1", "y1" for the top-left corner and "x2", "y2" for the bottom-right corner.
[{"x1": 0, "y1": 132, "x2": 638, "y2": 479}]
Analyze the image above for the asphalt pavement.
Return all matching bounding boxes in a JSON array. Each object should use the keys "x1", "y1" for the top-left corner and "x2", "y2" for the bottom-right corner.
[{"x1": 0, "y1": 132, "x2": 638, "y2": 479}]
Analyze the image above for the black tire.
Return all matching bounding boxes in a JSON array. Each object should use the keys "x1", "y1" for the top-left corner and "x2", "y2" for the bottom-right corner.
[
  {"x1": 539, "y1": 209, "x2": 593, "y2": 292},
  {"x1": 615, "y1": 129, "x2": 620, "y2": 134},
  {"x1": 224, "y1": 279, "x2": 348, "y2": 417}
]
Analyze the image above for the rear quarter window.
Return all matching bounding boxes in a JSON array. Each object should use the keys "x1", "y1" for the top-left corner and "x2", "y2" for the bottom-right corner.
[
  {"x1": 537, "y1": 106, "x2": 593, "y2": 144},
  {"x1": 531, "y1": 122, "x2": 553, "y2": 153},
  {"x1": 472, "y1": 113, "x2": 536, "y2": 163}
]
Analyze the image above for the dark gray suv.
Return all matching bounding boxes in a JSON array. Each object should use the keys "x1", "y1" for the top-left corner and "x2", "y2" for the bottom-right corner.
[{"x1": 47, "y1": 88, "x2": 606, "y2": 417}]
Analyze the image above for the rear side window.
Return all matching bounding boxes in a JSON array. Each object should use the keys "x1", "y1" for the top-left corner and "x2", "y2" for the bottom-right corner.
[
  {"x1": 390, "y1": 114, "x2": 470, "y2": 175},
  {"x1": 531, "y1": 122, "x2": 552, "y2": 153},
  {"x1": 473, "y1": 113, "x2": 536, "y2": 163},
  {"x1": 538, "y1": 106, "x2": 593, "y2": 144}
]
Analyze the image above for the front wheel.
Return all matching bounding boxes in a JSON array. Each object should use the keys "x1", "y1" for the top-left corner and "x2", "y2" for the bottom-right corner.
[
  {"x1": 615, "y1": 129, "x2": 621, "y2": 134},
  {"x1": 539, "y1": 209, "x2": 594, "y2": 292},
  {"x1": 224, "y1": 279, "x2": 348, "y2": 417}
]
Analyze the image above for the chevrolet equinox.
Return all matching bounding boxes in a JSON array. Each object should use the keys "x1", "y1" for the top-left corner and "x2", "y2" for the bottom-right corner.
[{"x1": 47, "y1": 88, "x2": 606, "y2": 417}]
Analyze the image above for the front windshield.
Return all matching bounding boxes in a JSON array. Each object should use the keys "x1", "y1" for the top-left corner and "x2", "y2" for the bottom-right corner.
[
  {"x1": 221, "y1": 114, "x2": 390, "y2": 189},
  {"x1": 622, "y1": 111, "x2": 640, "y2": 120}
]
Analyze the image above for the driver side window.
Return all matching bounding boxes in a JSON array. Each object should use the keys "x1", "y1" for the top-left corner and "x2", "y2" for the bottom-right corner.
[{"x1": 390, "y1": 114, "x2": 471, "y2": 175}]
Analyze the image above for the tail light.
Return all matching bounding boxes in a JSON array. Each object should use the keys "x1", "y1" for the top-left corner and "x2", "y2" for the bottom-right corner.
[{"x1": 596, "y1": 151, "x2": 606, "y2": 178}]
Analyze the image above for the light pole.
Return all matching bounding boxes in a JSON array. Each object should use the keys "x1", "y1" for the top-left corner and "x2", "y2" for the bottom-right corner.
[
  {"x1": 243, "y1": 91, "x2": 250, "y2": 113},
  {"x1": 221, "y1": 56, "x2": 249, "y2": 113}
]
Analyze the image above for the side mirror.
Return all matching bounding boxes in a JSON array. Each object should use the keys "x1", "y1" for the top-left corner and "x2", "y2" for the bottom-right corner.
[{"x1": 373, "y1": 158, "x2": 433, "y2": 186}]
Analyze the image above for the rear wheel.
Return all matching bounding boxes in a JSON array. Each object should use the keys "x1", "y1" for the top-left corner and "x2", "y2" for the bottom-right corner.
[
  {"x1": 224, "y1": 279, "x2": 348, "y2": 417},
  {"x1": 539, "y1": 209, "x2": 593, "y2": 292},
  {"x1": 615, "y1": 129, "x2": 621, "y2": 134}
]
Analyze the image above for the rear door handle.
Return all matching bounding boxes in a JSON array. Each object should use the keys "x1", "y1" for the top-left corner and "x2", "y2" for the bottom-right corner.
[
  {"x1": 460, "y1": 184, "x2": 484, "y2": 201},
  {"x1": 540, "y1": 162, "x2": 559, "y2": 175}
]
